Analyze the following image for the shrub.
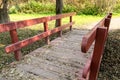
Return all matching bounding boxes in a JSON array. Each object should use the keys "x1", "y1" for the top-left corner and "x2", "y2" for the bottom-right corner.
[
  {"x1": 9, "y1": 0, "x2": 120, "y2": 15},
  {"x1": 113, "y1": 4, "x2": 120, "y2": 13},
  {"x1": 9, "y1": 0, "x2": 55, "y2": 14},
  {"x1": 63, "y1": 5, "x2": 77, "y2": 13}
]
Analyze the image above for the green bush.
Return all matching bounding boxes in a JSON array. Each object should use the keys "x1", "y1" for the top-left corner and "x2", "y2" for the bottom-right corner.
[
  {"x1": 9, "y1": 5, "x2": 20, "y2": 14},
  {"x1": 9, "y1": 0, "x2": 55, "y2": 14},
  {"x1": 113, "y1": 4, "x2": 120, "y2": 13},
  {"x1": 79, "y1": 3, "x2": 99, "y2": 15},
  {"x1": 9, "y1": 0, "x2": 113, "y2": 15},
  {"x1": 83, "y1": 7, "x2": 99, "y2": 15},
  {"x1": 63, "y1": 5, "x2": 77, "y2": 13}
]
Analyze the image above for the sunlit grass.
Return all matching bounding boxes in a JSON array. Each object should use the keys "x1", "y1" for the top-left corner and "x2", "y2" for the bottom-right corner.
[
  {"x1": 10, "y1": 14, "x2": 54, "y2": 21},
  {"x1": 10, "y1": 13, "x2": 103, "y2": 29}
]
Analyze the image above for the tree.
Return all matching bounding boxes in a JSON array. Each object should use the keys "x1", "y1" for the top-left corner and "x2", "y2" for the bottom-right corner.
[
  {"x1": 55, "y1": 0, "x2": 63, "y2": 27},
  {"x1": 0, "y1": 0, "x2": 10, "y2": 23}
]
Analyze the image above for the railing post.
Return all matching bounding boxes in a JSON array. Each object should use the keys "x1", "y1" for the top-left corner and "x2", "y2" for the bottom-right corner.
[
  {"x1": 58, "y1": 19, "x2": 62, "y2": 37},
  {"x1": 70, "y1": 16, "x2": 72, "y2": 31},
  {"x1": 10, "y1": 29, "x2": 21, "y2": 61},
  {"x1": 44, "y1": 22, "x2": 50, "y2": 44},
  {"x1": 107, "y1": 13, "x2": 112, "y2": 18},
  {"x1": 89, "y1": 27, "x2": 107, "y2": 80},
  {"x1": 104, "y1": 18, "x2": 111, "y2": 31}
]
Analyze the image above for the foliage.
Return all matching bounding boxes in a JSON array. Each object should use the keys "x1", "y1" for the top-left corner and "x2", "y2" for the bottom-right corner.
[
  {"x1": 8, "y1": 0, "x2": 120, "y2": 15},
  {"x1": 113, "y1": 3, "x2": 120, "y2": 13},
  {"x1": 9, "y1": 0, "x2": 55, "y2": 14}
]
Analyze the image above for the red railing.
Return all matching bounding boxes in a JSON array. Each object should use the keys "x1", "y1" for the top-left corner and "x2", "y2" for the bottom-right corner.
[
  {"x1": 81, "y1": 13, "x2": 112, "y2": 80},
  {"x1": 0, "y1": 12, "x2": 76, "y2": 61}
]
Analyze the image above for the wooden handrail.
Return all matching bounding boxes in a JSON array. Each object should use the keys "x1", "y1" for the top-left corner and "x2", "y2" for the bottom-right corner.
[
  {"x1": 0, "y1": 12, "x2": 76, "y2": 33},
  {"x1": 5, "y1": 22, "x2": 75, "y2": 53},
  {"x1": 0, "y1": 12, "x2": 76, "y2": 60},
  {"x1": 81, "y1": 13, "x2": 112, "y2": 80},
  {"x1": 81, "y1": 13, "x2": 112, "y2": 53}
]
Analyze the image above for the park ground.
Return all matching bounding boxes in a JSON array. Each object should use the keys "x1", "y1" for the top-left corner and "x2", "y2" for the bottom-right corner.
[{"x1": 0, "y1": 13, "x2": 120, "y2": 79}]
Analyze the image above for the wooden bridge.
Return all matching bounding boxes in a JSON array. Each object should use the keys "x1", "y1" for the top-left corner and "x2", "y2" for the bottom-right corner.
[{"x1": 0, "y1": 12, "x2": 112, "y2": 80}]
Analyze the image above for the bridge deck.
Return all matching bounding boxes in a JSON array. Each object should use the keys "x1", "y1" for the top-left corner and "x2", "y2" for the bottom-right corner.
[{"x1": 1, "y1": 29, "x2": 93, "y2": 80}]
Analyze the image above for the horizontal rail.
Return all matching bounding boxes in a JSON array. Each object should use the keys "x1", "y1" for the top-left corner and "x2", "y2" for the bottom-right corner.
[
  {"x1": 81, "y1": 13, "x2": 112, "y2": 80},
  {"x1": 81, "y1": 13, "x2": 112, "y2": 53},
  {"x1": 0, "y1": 12, "x2": 76, "y2": 33},
  {"x1": 5, "y1": 22, "x2": 75, "y2": 53},
  {"x1": 82, "y1": 57, "x2": 92, "y2": 78},
  {"x1": 81, "y1": 27, "x2": 97, "y2": 53}
]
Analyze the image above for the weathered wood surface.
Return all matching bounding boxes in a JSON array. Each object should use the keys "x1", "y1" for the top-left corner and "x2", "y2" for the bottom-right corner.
[{"x1": 0, "y1": 29, "x2": 93, "y2": 80}]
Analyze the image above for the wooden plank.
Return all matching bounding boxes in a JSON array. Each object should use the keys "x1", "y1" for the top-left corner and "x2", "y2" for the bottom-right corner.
[
  {"x1": 70, "y1": 16, "x2": 72, "y2": 31},
  {"x1": 81, "y1": 13, "x2": 112, "y2": 79},
  {"x1": 49, "y1": 12, "x2": 76, "y2": 21},
  {"x1": 10, "y1": 29, "x2": 21, "y2": 60},
  {"x1": 107, "y1": 13, "x2": 112, "y2": 18},
  {"x1": 0, "y1": 22, "x2": 16, "y2": 33},
  {"x1": 82, "y1": 56, "x2": 92, "y2": 79},
  {"x1": 81, "y1": 27, "x2": 97, "y2": 53},
  {"x1": 104, "y1": 18, "x2": 111, "y2": 31},
  {"x1": 81, "y1": 14, "x2": 107, "y2": 53},
  {"x1": 16, "y1": 17, "x2": 47, "y2": 28},
  {"x1": 57, "y1": 19, "x2": 62, "y2": 37},
  {"x1": 0, "y1": 12, "x2": 76, "y2": 33},
  {"x1": 89, "y1": 27, "x2": 107, "y2": 80},
  {"x1": 44, "y1": 22, "x2": 50, "y2": 44},
  {"x1": 5, "y1": 22, "x2": 75, "y2": 53}
]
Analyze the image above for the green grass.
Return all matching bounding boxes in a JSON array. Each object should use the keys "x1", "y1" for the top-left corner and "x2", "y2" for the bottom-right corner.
[
  {"x1": 10, "y1": 13, "x2": 103, "y2": 29},
  {"x1": 0, "y1": 13, "x2": 119, "y2": 71}
]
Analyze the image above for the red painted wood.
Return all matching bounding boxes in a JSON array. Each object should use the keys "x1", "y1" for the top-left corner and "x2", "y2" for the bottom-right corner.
[
  {"x1": 81, "y1": 28, "x2": 96, "y2": 53},
  {"x1": 0, "y1": 22, "x2": 15, "y2": 33},
  {"x1": 10, "y1": 29, "x2": 21, "y2": 61},
  {"x1": 0, "y1": 12, "x2": 76, "y2": 33},
  {"x1": 5, "y1": 22, "x2": 75, "y2": 53},
  {"x1": 104, "y1": 18, "x2": 111, "y2": 31},
  {"x1": 44, "y1": 22, "x2": 49, "y2": 44},
  {"x1": 81, "y1": 13, "x2": 112, "y2": 53},
  {"x1": 70, "y1": 16, "x2": 72, "y2": 31},
  {"x1": 107, "y1": 13, "x2": 112, "y2": 18},
  {"x1": 81, "y1": 13, "x2": 112, "y2": 80},
  {"x1": 82, "y1": 56, "x2": 92, "y2": 78},
  {"x1": 89, "y1": 27, "x2": 107, "y2": 80},
  {"x1": 49, "y1": 12, "x2": 76, "y2": 21},
  {"x1": 58, "y1": 19, "x2": 62, "y2": 37}
]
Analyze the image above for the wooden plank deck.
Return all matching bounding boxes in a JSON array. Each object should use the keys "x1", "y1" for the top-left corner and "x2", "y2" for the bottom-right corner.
[{"x1": 0, "y1": 29, "x2": 93, "y2": 80}]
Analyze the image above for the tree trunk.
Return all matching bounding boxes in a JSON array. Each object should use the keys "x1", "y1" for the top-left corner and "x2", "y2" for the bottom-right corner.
[
  {"x1": 0, "y1": 0, "x2": 10, "y2": 24},
  {"x1": 55, "y1": 0, "x2": 63, "y2": 27}
]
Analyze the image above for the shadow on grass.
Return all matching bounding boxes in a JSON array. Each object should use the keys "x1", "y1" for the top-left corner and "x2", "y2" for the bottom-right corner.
[
  {"x1": 98, "y1": 29, "x2": 120, "y2": 80},
  {"x1": 0, "y1": 27, "x2": 69, "y2": 71}
]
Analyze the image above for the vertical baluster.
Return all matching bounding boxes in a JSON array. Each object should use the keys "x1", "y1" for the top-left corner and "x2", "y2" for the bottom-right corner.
[
  {"x1": 10, "y1": 29, "x2": 21, "y2": 61},
  {"x1": 58, "y1": 19, "x2": 62, "y2": 37},
  {"x1": 70, "y1": 16, "x2": 72, "y2": 31},
  {"x1": 44, "y1": 22, "x2": 50, "y2": 44},
  {"x1": 89, "y1": 27, "x2": 107, "y2": 80}
]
